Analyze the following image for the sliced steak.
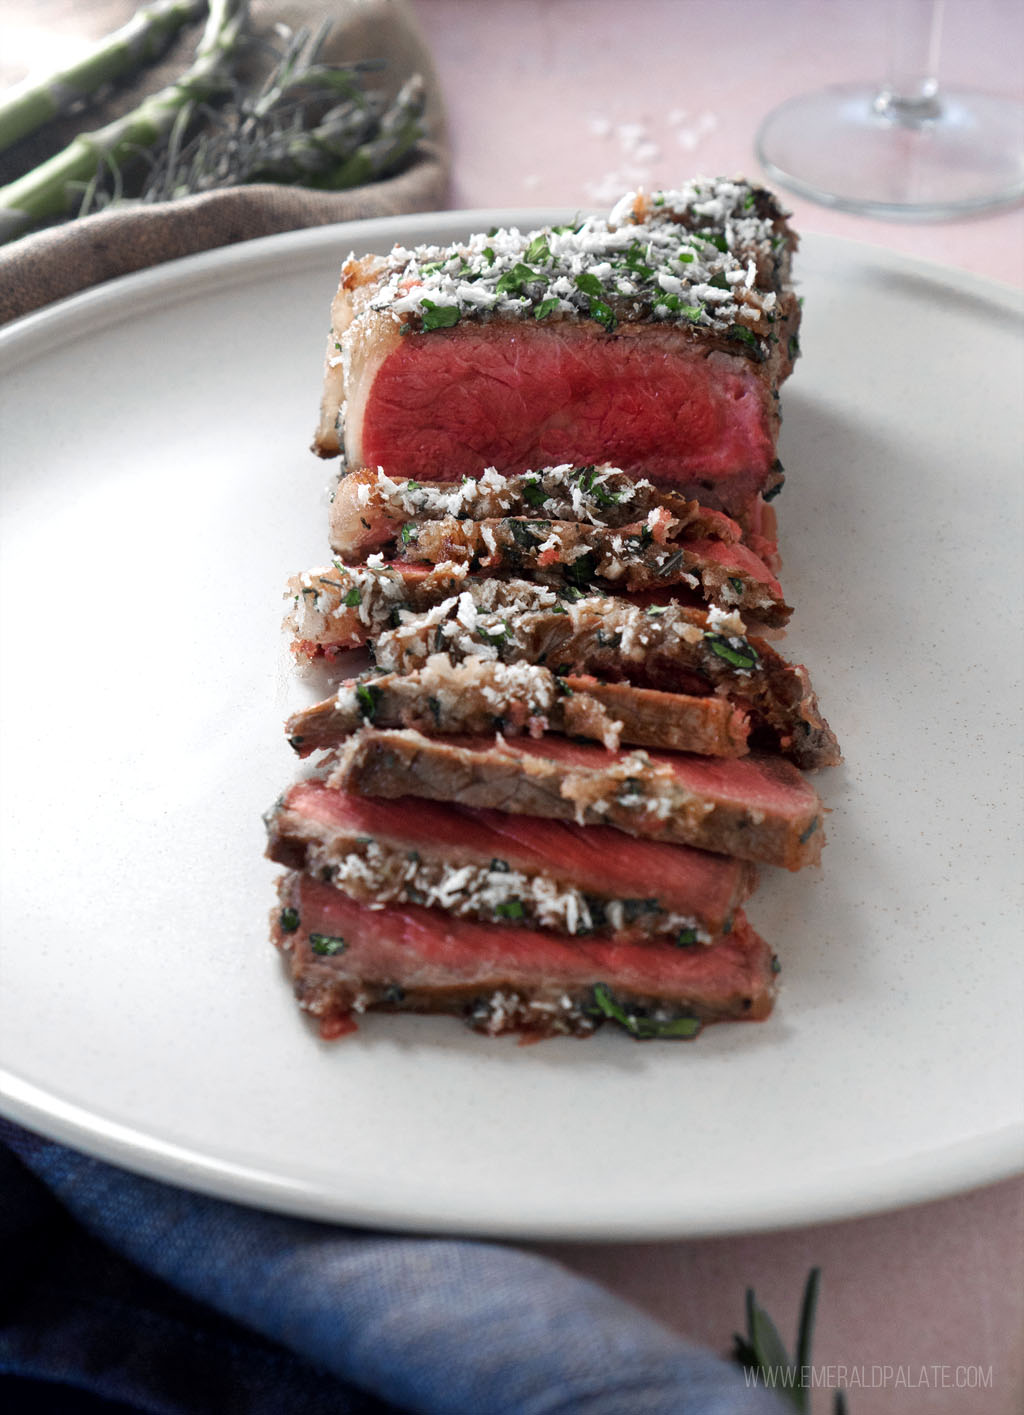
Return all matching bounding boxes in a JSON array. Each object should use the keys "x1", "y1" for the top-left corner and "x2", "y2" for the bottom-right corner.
[
  {"x1": 315, "y1": 181, "x2": 799, "y2": 519},
  {"x1": 332, "y1": 728, "x2": 825, "y2": 870},
  {"x1": 329, "y1": 462, "x2": 743, "y2": 561},
  {"x1": 272, "y1": 871, "x2": 778, "y2": 1040},
  {"x1": 375, "y1": 596, "x2": 841, "y2": 769},
  {"x1": 395, "y1": 515, "x2": 790, "y2": 627},
  {"x1": 266, "y1": 779, "x2": 757, "y2": 941},
  {"x1": 286, "y1": 654, "x2": 751, "y2": 758},
  {"x1": 285, "y1": 564, "x2": 592, "y2": 660}
]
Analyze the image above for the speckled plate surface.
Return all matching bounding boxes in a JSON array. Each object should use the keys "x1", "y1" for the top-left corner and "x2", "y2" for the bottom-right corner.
[{"x1": 0, "y1": 214, "x2": 1021, "y2": 1238}]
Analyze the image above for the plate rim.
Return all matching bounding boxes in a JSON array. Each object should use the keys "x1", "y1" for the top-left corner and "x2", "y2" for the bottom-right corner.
[
  {"x1": 1, "y1": 211, "x2": 1022, "y2": 1240},
  {"x1": 2, "y1": 1066, "x2": 1021, "y2": 1239}
]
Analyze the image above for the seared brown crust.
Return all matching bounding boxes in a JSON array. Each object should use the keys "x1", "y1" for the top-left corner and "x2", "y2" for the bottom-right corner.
[
  {"x1": 331, "y1": 728, "x2": 825, "y2": 870},
  {"x1": 328, "y1": 463, "x2": 747, "y2": 561},
  {"x1": 396, "y1": 516, "x2": 790, "y2": 627},
  {"x1": 375, "y1": 597, "x2": 841, "y2": 770},
  {"x1": 271, "y1": 871, "x2": 778, "y2": 1040},
  {"x1": 286, "y1": 655, "x2": 751, "y2": 758}
]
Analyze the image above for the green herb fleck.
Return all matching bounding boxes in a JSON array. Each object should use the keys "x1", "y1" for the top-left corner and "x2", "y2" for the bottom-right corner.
[
  {"x1": 279, "y1": 907, "x2": 300, "y2": 933},
  {"x1": 798, "y1": 816, "x2": 821, "y2": 845},
  {"x1": 575, "y1": 272, "x2": 604, "y2": 298},
  {"x1": 564, "y1": 551, "x2": 597, "y2": 590},
  {"x1": 495, "y1": 898, "x2": 525, "y2": 920},
  {"x1": 343, "y1": 585, "x2": 361, "y2": 608},
  {"x1": 522, "y1": 477, "x2": 547, "y2": 507},
  {"x1": 496, "y1": 262, "x2": 542, "y2": 296},
  {"x1": 420, "y1": 299, "x2": 460, "y2": 331},
  {"x1": 525, "y1": 234, "x2": 552, "y2": 263},
  {"x1": 675, "y1": 927, "x2": 699, "y2": 947},
  {"x1": 533, "y1": 296, "x2": 561, "y2": 320},
  {"x1": 588, "y1": 297, "x2": 617, "y2": 332},
  {"x1": 728, "y1": 576, "x2": 745, "y2": 595},
  {"x1": 590, "y1": 983, "x2": 701, "y2": 1039},
  {"x1": 489, "y1": 858, "x2": 510, "y2": 873},
  {"x1": 309, "y1": 933, "x2": 347, "y2": 956},
  {"x1": 355, "y1": 682, "x2": 381, "y2": 722},
  {"x1": 400, "y1": 522, "x2": 417, "y2": 545},
  {"x1": 705, "y1": 634, "x2": 759, "y2": 670},
  {"x1": 727, "y1": 323, "x2": 764, "y2": 359}
]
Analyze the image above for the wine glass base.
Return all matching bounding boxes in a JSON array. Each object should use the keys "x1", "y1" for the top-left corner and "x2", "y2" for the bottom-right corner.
[{"x1": 756, "y1": 83, "x2": 1024, "y2": 220}]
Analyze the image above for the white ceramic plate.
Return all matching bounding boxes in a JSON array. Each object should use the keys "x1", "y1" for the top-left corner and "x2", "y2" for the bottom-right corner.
[{"x1": 1, "y1": 214, "x2": 1022, "y2": 1239}]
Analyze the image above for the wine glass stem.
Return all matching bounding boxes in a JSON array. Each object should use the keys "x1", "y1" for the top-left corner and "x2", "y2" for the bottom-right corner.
[{"x1": 875, "y1": 0, "x2": 945, "y2": 122}]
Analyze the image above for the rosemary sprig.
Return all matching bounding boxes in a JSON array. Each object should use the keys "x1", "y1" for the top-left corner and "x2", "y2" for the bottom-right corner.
[{"x1": 733, "y1": 1267, "x2": 848, "y2": 1413}]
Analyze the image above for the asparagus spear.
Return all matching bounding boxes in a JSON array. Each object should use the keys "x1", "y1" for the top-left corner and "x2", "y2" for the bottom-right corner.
[
  {"x1": 0, "y1": 1, "x2": 207, "y2": 154},
  {"x1": 0, "y1": 0, "x2": 246, "y2": 244}
]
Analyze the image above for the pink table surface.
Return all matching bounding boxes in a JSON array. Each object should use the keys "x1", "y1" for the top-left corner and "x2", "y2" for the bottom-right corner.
[{"x1": 410, "y1": 2, "x2": 1024, "y2": 1412}]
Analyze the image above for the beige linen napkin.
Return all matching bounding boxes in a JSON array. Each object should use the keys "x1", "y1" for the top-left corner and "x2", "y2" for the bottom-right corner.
[{"x1": 0, "y1": 0, "x2": 449, "y2": 324}]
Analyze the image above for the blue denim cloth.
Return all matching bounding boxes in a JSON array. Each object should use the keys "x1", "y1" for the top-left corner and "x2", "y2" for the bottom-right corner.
[{"x1": 0, "y1": 1118, "x2": 784, "y2": 1414}]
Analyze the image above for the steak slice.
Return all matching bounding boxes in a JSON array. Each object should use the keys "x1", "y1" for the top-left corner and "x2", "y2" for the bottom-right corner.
[
  {"x1": 266, "y1": 779, "x2": 757, "y2": 941},
  {"x1": 285, "y1": 563, "x2": 591, "y2": 660},
  {"x1": 285, "y1": 559, "x2": 470, "y2": 659},
  {"x1": 332, "y1": 728, "x2": 825, "y2": 869},
  {"x1": 315, "y1": 181, "x2": 799, "y2": 519},
  {"x1": 272, "y1": 871, "x2": 778, "y2": 1040},
  {"x1": 329, "y1": 462, "x2": 745, "y2": 560},
  {"x1": 396, "y1": 516, "x2": 790, "y2": 627},
  {"x1": 286, "y1": 654, "x2": 751, "y2": 758},
  {"x1": 375, "y1": 595, "x2": 841, "y2": 770}
]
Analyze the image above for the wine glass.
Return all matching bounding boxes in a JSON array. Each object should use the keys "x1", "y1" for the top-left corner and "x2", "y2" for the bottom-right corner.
[{"x1": 755, "y1": 0, "x2": 1024, "y2": 219}]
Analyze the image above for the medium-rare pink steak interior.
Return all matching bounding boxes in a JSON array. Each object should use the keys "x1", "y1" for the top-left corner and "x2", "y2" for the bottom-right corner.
[
  {"x1": 314, "y1": 180, "x2": 799, "y2": 521},
  {"x1": 266, "y1": 177, "x2": 839, "y2": 1043},
  {"x1": 267, "y1": 779, "x2": 758, "y2": 942},
  {"x1": 272, "y1": 871, "x2": 779, "y2": 1040}
]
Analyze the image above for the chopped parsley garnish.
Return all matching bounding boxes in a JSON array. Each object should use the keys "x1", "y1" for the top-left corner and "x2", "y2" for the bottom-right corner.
[
  {"x1": 727, "y1": 323, "x2": 763, "y2": 359},
  {"x1": 343, "y1": 585, "x2": 361, "y2": 607},
  {"x1": 728, "y1": 576, "x2": 745, "y2": 595},
  {"x1": 525, "y1": 234, "x2": 552, "y2": 263},
  {"x1": 589, "y1": 983, "x2": 701, "y2": 1039},
  {"x1": 495, "y1": 898, "x2": 525, "y2": 920},
  {"x1": 489, "y1": 858, "x2": 510, "y2": 873},
  {"x1": 533, "y1": 297, "x2": 560, "y2": 320},
  {"x1": 705, "y1": 634, "x2": 758, "y2": 670},
  {"x1": 522, "y1": 477, "x2": 548, "y2": 507},
  {"x1": 588, "y1": 297, "x2": 617, "y2": 332},
  {"x1": 400, "y1": 522, "x2": 417, "y2": 545},
  {"x1": 563, "y1": 551, "x2": 597, "y2": 590},
  {"x1": 574, "y1": 272, "x2": 604, "y2": 298},
  {"x1": 495, "y1": 262, "x2": 542, "y2": 296},
  {"x1": 675, "y1": 927, "x2": 699, "y2": 947},
  {"x1": 420, "y1": 299, "x2": 460, "y2": 331},
  {"x1": 355, "y1": 682, "x2": 381, "y2": 722},
  {"x1": 309, "y1": 933, "x2": 347, "y2": 956},
  {"x1": 279, "y1": 907, "x2": 300, "y2": 933}
]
